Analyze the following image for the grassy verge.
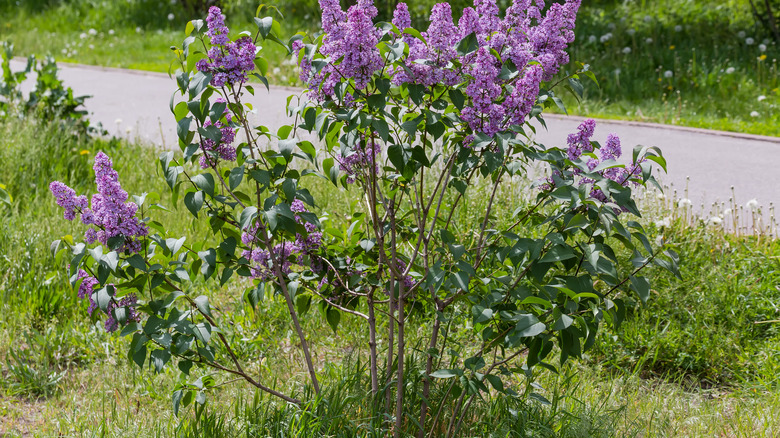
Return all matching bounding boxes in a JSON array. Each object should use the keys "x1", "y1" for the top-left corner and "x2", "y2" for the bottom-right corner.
[
  {"x1": 561, "y1": 0, "x2": 779, "y2": 137},
  {"x1": 1, "y1": 111, "x2": 779, "y2": 436}
]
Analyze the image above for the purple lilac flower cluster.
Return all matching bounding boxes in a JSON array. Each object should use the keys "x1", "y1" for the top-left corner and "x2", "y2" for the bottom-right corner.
[
  {"x1": 545, "y1": 119, "x2": 643, "y2": 208},
  {"x1": 295, "y1": 0, "x2": 382, "y2": 100},
  {"x1": 75, "y1": 269, "x2": 140, "y2": 332},
  {"x1": 241, "y1": 199, "x2": 323, "y2": 280},
  {"x1": 301, "y1": 0, "x2": 581, "y2": 139},
  {"x1": 336, "y1": 137, "x2": 381, "y2": 184},
  {"x1": 50, "y1": 152, "x2": 148, "y2": 253},
  {"x1": 199, "y1": 100, "x2": 237, "y2": 169},
  {"x1": 393, "y1": 257, "x2": 414, "y2": 291},
  {"x1": 195, "y1": 7, "x2": 257, "y2": 87},
  {"x1": 104, "y1": 293, "x2": 141, "y2": 333}
]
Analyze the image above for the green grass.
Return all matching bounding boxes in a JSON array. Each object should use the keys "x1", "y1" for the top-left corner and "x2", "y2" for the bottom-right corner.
[
  {"x1": 1, "y1": 0, "x2": 778, "y2": 137},
  {"x1": 1, "y1": 109, "x2": 780, "y2": 436},
  {"x1": 561, "y1": 0, "x2": 780, "y2": 136}
]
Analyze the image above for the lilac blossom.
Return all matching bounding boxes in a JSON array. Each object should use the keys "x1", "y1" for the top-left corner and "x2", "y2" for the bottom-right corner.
[
  {"x1": 50, "y1": 181, "x2": 88, "y2": 221},
  {"x1": 199, "y1": 100, "x2": 237, "y2": 168},
  {"x1": 337, "y1": 137, "x2": 381, "y2": 184},
  {"x1": 462, "y1": 47, "x2": 502, "y2": 137},
  {"x1": 75, "y1": 269, "x2": 100, "y2": 316},
  {"x1": 341, "y1": 4, "x2": 383, "y2": 90},
  {"x1": 566, "y1": 119, "x2": 596, "y2": 161},
  {"x1": 50, "y1": 152, "x2": 148, "y2": 253},
  {"x1": 195, "y1": 7, "x2": 257, "y2": 87},
  {"x1": 302, "y1": 0, "x2": 382, "y2": 99},
  {"x1": 301, "y1": 0, "x2": 583, "y2": 140},
  {"x1": 104, "y1": 293, "x2": 141, "y2": 333},
  {"x1": 546, "y1": 121, "x2": 644, "y2": 212},
  {"x1": 76, "y1": 269, "x2": 98, "y2": 299},
  {"x1": 241, "y1": 200, "x2": 323, "y2": 280},
  {"x1": 392, "y1": 2, "x2": 411, "y2": 31}
]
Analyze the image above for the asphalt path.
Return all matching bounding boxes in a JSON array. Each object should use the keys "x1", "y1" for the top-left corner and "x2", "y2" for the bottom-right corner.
[{"x1": 12, "y1": 60, "x2": 780, "y2": 217}]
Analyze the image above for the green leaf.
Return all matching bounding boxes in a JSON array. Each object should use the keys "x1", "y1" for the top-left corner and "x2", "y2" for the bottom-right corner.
[
  {"x1": 513, "y1": 314, "x2": 546, "y2": 338},
  {"x1": 254, "y1": 16, "x2": 274, "y2": 39},
  {"x1": 539, "y1": 245, "x2": 576, "y2": 263},
  {"x1": 239, "y1": 206, "x2": 258, "y2": 230},
  {"x1": 229, "y1": 166, "x2": 244, "y2": 190},
  {"x1": 150, "y1": 350, "x2": 171, "y2": 373},
  {"x1": 630, "y1": 275, "x2": 651, "y2": 304},
  {"x1": 132, "y1": 344, "x2": 147, "y2": 368},
  {"x1": 191, "y1": 173, "x2": 215, "y2": 197},
  {"x1": 184, "y1": 190, "x2": 204, "y2": 218},
  {"x1": 456, "y1": 32, "x2": 478, "y2": 56},
  {"x1": 449, "y1": 89, "x2": 465, "y2": 110},
  {"x1": 553, "y1": 313, "x2": 573, "y2": 331},
  {"x1": 198, "y1": 249, "x2": 217, "y2": 279},
  {"x1": 325, "y1": 306, "x2": 340, "y2": 334},
  {"x1": 172, "y1": 389, "x2": 184, "y2": 416},
  {"x1": 278, "y1": 138, "x2": 297, "y2": 161},
  {"x1": 188, "y1": 71, "x2": 212, "y2": 99},
  {"x1": 193, "y1": 295, "x2": 212, "y2": 318},
  {"x1": 430, "y1": 369, "x2": 460, "y2": 379},
  {"x1": 387, "y1": 144, "x2": 409, "y2": 173}
]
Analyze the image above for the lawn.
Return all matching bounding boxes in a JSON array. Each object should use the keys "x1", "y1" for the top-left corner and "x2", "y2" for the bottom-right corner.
[{"x1": 1, "y1": 114, "x2": 779, "y2": 436}]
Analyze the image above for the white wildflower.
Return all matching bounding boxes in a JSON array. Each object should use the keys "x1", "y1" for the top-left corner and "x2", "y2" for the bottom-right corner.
[
  {"x1": 114, "y1": 118, "x2": 122, "y2": 125},
  {"x1": 125, "y1": 126, "x2": 133, "y2": 134},
  {"x1": 600, "y1": 33, "x2": 613, "y2": 43},
  {"x1": 167, "y1": 13, "x2": 175, "y2": 21},
  {"x1": 746, "y1": 37, "x2": 755, "y2": 45},
  {"x1": 737, "y1": 31, "x2": 746, "y2": 39},
  {"x1": 758, "y1": 95, "x2": 766, "y2": 102},
  {"x1": 674, "y1": 25, "x2": 683, "y2": 32},
  {"x1": 645, "y1": 37, "x2": 653, "y2": 44},
  {"x1": 656, "y1": 192, "x2": 666, "y2": 200},
  {"x1": 750, "y1": 111, "x2": 760, "y2": 117},
  {"x1": 627, "y1": 28, "x2": 636, "y2": 36},
  {"x1": 88, "y1": 44, "x2": 94, "y2": 50},
  {"x1": 707, "y1": 216, "x2": 723, "y2": 226},
  {"x1": 135, "y1": 27, "x2": 142, "y2": 33},
  {"x1": 678, "y1": 198, "x2": 692, "y2": 208},
  {"x1": 655, "y1": 217, "x2": 672, "y2": 228},
  {"x1": 725, "y1": 67, "x2": 735, "y2": 74},
  {"x1": 88, "y1": 28, "x2": 97, "y2": 36},
  {"x1": 273, "y1": 67, "x2": 281, "y2": 74},
  {"x1": 79, "y1": 32, "x2": 87, "y2": 39},
  {"x1": 622, "y1": 46, "x2": 632, "y2": 54},
  {"x1": 644, "y1": 15, "x2": 652, "y2": 22},
  {"x1": 108, "y1": 29, "x2": 115, "y2": 35},
  {"x1": 759, "y1": 44, "x2": 767, "y2": 52},
  {"x1": 588, "y1": 35, "x2": 597, "y2": 43},
  {"x1": 723, "y1": 208, "x2": 731, "y2": 217},
  {"x1": 746, "y1": 199, "x2": 759, "y2": 210},
  {"x1": 664, "y1": 70, "x2": 673, "y2": 78}
]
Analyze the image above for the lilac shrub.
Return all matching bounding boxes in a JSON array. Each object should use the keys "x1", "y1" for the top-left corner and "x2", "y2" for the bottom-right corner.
[{"x1": 51, "y1": 2, "x2": 678, "y2": 435}]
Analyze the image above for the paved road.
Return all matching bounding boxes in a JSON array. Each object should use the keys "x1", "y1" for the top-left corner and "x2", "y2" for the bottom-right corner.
[{"x1": 12, "y1": 60, "x2": 780, "y2": 219}]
